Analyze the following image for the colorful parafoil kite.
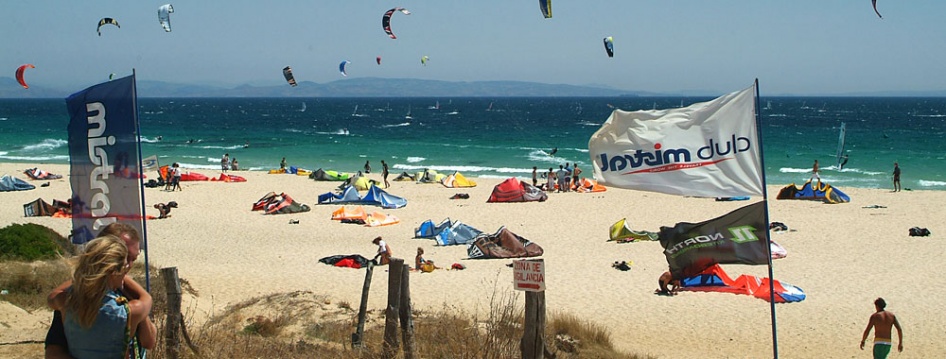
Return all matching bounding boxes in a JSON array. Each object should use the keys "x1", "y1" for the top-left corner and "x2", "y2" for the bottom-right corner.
[
  {"x1": 382, "y1": 8, "x2": 411, "y2": 39},
  {"x1": 539, "y1": 0, "x2": 552, "y2": 19},
  {"x1": 376, "y1": 56, "x2": 382, "y2": 65},
  {"x1": 603, "y1": 36, "x2": 614, "y2": 58},
  {"x1": 872, "y1": 0, "x2": 882, "y2": 18},
  {"x1": 15, "y1": 64, "x2": 35, "y2": 89},
  {"x1": 97, "y1": 18, "x2": 120, "y2": 36},
  {"x1": 158, "y1": 4, "x2": 174, "y2": 32},
  {"x1": 283, "y1": 66, "x2": 297, "y2": 87},
  {"x1": 421, "y1": 56, "x2": 429, "y2": 66},
  {"x1": 339, "y1": 60, "x2": 351, "y2": 76}
]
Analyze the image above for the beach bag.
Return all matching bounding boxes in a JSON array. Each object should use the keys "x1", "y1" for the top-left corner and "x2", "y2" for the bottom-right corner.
[
  {"x1": 909, "y1": 227, "x2": 931, "y2": 237},
  {"x1": 420, "y1": 262, "x2": 436, "y2": 273}
]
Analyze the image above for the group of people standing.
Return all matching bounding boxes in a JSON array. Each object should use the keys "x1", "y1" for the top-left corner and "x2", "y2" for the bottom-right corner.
[
  {"x1": 220, "y1": 153, "x2": 239, "y2": 172},
  {"x1": 811, "y1": 159, "x2": 903, "y2": 192},
  {"x1": 533, "y1": 162, "x2": 582, "y2": 193}
]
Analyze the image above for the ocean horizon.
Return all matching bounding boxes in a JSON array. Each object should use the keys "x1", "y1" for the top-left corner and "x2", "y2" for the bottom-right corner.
[{"x1": 1, "y1": 96, "x2": 944, "y2": 192}]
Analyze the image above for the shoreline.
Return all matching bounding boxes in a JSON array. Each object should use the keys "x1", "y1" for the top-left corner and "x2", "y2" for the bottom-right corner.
[{"x1": 2, "y1": 162, "x2": 944, "y2": 358}]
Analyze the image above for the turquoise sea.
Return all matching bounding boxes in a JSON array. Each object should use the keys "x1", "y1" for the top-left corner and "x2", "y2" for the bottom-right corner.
[{"x1": 1, "y1": 96, "x2": 944, "y2": 191}]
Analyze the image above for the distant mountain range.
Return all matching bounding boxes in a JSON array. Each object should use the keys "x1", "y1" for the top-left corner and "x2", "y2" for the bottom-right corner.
[
  {"x1": 0, "y1": 77, "x2": 650, "y2": 98},
  {"x1": 2, "y1": 76, "x2": 944, "y2": 98}
]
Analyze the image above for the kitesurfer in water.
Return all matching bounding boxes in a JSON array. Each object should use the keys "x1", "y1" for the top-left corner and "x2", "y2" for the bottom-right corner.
[
  {"x1": 840, "y1": 155, "x2": 849, "y2": 169},
  {"x1": 548, "y1": 147, "x2": 558, "y2": 156}
]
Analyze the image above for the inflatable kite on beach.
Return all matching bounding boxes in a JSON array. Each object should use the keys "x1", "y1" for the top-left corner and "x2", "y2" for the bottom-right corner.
[
  {"x1": 282, "y1": 66, "x2": 297, "y2": 87},
  {"x1": 15, "y1": 64, "x2": 34, "y2": 89},
  {"x1": 382, "y1": 7, "x2": 411, "y2": 39},
  {"x1": 158, "y1": 4, "x2": 174, "y2": 32},
  {"x1": 538, "y1": 0, "x2": 552, "y2": 18},
  {"x1": 97, "y1": 18, "x2": 120, "y2": 36},
  {"x1": 872, "y1": 0, "x2": 882, "y2": 18},
  {"x1": 603, "y1": 36, "x2": 614, "y2": 57}
]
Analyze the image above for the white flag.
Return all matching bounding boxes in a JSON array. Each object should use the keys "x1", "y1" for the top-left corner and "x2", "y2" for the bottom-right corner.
[
  {"x1": 588, "y1": 83, "x2": 763, "y2": 197},
  {"x1": 141, "y1": 155, "x2": 159, "y2": 172}
]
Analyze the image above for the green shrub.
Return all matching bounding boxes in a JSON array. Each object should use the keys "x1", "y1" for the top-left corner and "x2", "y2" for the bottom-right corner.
[{"x1": 0, "y1": 223, "x2": 72, "y2": 261}]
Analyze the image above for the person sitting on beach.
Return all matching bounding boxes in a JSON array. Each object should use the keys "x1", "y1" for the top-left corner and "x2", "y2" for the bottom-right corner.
[
  {"x1": 372, "y1": 236, "x2": 392, "y2": 265},
  {"x1": 231, "y1": 158, "x2": 239, "y2": 171},
  {"x1": 655, "y1": 271, "x2": 680, "y2": 296},
  {"x1": 47, "y1": 235, "x2": 156, "y2": 359},
  {"x1": 280, "y1": 157, "x2": 287, "y2": 170},
  {"x1": 415, "y1": 247, "x2": 441, "y2": 273}
]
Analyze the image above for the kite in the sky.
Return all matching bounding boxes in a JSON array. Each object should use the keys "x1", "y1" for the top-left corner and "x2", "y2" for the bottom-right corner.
[
  {"x1": 283, "y1": 66, "x2": 297, "y2": 87},
  {"x1": 158, "y1": 4, "x2": 174, "y2": 32},
  {"x1": 421, "y1": 56, "x2": 429, "y2": 66},
  {"x1": 539, "y1": 0, "x2": 552, "y2": 19},
  {"x1": 339, "y1": 60, "x2": 351, "y2": 76},
  {"x1": 97, "y1": 18, "x2": 120, "y2": 36},
  {"x1": 377, "y1": 56, "x2": 382, "y2": 65},
  {"x1": 382, "y1": 8, "x2": 411, "y2": 39},
  {"x1": 872, "y1": 0, "x2": 882, "y2": 18},
  {"x1": 15, "y1": 64, "x2": 35, "y2": 89},
  {"x1": 603, "y1": 36, "x2": 614, "y2": 58}
]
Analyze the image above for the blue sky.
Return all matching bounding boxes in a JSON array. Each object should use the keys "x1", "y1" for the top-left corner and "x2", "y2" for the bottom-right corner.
[{"x1": 3, "y1": 1, "x2": 944, "y2": 95}]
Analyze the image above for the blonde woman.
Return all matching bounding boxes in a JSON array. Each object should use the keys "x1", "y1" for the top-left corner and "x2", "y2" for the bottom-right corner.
[{"x1": 47, "y1": 235, "x2": 156, "y2": 358}]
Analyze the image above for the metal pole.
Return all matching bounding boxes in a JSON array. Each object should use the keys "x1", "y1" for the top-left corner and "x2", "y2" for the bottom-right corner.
[{"x1": 754, "y1": 78, "x2": 779, "y2": 359}]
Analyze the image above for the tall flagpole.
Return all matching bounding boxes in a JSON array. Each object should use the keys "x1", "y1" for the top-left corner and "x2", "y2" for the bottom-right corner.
[
  {"x1": 131, "y1": 69, "x2": 151, "y2": 292},
  {"x1": 754, "y1": 79, "x2": 778, "y2": 358}
]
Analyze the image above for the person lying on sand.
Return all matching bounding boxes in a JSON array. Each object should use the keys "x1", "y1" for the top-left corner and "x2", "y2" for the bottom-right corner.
[{"x1": 153, "y1": 201, "x2": 178, "y2": 219}]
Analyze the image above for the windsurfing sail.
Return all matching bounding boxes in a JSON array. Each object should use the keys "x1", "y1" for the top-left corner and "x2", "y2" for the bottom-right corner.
[
  {"x1": 158, "y1": 4, "x2": 174, "y2": 32},
  {"x1": 97, "y1": 18, "x2": 120, "y2": 36},
  {"x1": 835, "y1": 122, "x2": 846, "y2": 170},
  {"x1": 872, "y1": 0, "x2": 882, "y2": 18},
  {"x1": 382, "y1": 7, "x2": 411, "y2": 39},
  {"x1": 603, "y1": 36, "x2": 614, "y2": 57},
  {"x1": 339, "y1": 60, "x2": 350, "y2": 76},
  {"x1": 282, "y1": 66, "x2": 297, "y2": 87},
  {"x1": 15, "y1": 64, "x2": 35, "y2": 89},
  {"x1": 538, "y1": 0, "x2": 552, "y2": 18}
]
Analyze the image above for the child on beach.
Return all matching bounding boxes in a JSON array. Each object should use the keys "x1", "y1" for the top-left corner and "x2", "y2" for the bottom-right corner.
[{"x1": 415, "y1": 247, "x2": 440, "y2": 273}]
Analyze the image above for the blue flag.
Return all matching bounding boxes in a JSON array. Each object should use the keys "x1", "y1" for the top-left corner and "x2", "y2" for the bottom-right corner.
[{"x1": 66, "y1": 75, "x2": 143, "y2": 245}]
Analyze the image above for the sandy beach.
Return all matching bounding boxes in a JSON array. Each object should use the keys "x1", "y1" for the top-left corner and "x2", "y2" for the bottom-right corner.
[{"x1": 2, "y1": 162, "x2": 944, "y2": 358}]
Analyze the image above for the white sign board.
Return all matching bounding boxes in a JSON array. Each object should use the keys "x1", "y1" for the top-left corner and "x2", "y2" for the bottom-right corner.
[{"x1": 513, "y1": 259, "x2": 545, "y2": 292}]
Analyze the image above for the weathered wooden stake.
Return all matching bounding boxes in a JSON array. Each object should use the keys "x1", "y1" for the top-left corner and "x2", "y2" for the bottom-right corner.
[
  {"x1": 351, "y1": 261, "x2": 375, "y2": 348},
  {"x1": 520, "y1": 291, "x2": 547, "y2": 359},
  {"x1": 398, "y1": 263, "x2": 415, "y2": 359},
  {"x1": 161, "y1": 267, "x2": 182, "y2": 359},
  {"x1": 381, "y1": 258, "x2": 404, "y2": 359}
]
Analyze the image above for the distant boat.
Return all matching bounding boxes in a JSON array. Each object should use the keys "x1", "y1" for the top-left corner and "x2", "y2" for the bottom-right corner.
[
  {"x1": 487, "y1": 102, "x2": 493, "y2": 111},
  {"x1": 405, "y1": 105, "x2": 413, "y2": 120},
  {"x1": 765, "y1": 100, "x2": 772, "y2": 110},
  {"x1": 428, "y1": 101, "x2": 440, "y2": 110},
  {"x1": 446, "y1": 110, "x2": 459, "y2": 115}
]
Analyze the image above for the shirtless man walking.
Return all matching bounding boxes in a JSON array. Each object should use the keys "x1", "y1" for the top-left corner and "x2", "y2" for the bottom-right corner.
[{"x1": 860, "y1": 297, "x2": 903, "y2": 358}]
